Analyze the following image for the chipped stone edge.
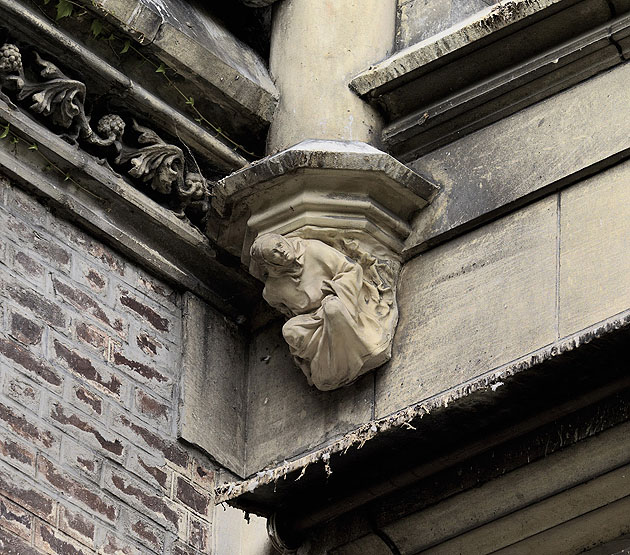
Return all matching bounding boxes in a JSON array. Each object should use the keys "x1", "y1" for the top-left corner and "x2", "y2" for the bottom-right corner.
[
  {"x1": 214, "y1": 140, "x2": 439, "y2": 215},
  {"x1": 350, "y1": 0, "x2": 564, "y2": 96},
  {"x1": 215, "y1": 308, "x2": 630, "y2": 505}
]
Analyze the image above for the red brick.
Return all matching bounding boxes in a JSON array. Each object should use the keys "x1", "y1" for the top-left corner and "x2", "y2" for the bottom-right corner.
[
  {"x1": 49, "y1": 402, "x2": 124, "y2": 458},
  {"x1": 191, "y1": 463, "x2": 215, "y2": 492},
  {"x1": 4, "y1": 280, "x2": 65, "y2": 328},
  {"x1": 58, "y1": 504, "x2": 96, "y2": 548},
  {"x1": 100, "y1": 531, "x2": 143, "y2": 555},
  {"x1": 129, "y1": 514, "x2": 165, "y2": 553},
  {"x1": 113, "y1": 413, "x2": 188, "y2": 470},
  {"x1": 112, "y1": 351, "x2": 170, "y2": 389},
  {"x1": 73, "y1": 386, "x2": 103, "y2": 416},
  {"x1": 0, "y1": 495, "x2": 33, "y2": 540},
  {"x1": 0, "y1": 337, "x2": 62, "y2": 390},
  {"x1": 119, "y1": 290, "x2": 170, "y2": 332},
  {"x1": 104, "y1": 467, "x2": 181, "y2": 531},
  {"x1": 0, "y1": 429, "x2": 37, "y2": 475},
  {"x1": 136, "y1": 332, "x2": 163, "y2": 357},
  {"x1": 50, "y1": 221, "x2": 125, "y2": 276},
  {"x1": 34, "y1": 521, "x2": 93, "y2": 555},
  {"x1": 38, "y1": 457, "x2": 117, "y2": 522},
  {"x1": 3, "y1": 211, "x2": 71, "y2": 271},
  {"x1": 128, "y1": 451, "x2": 169, "y2": 492},
  {"x1": 75, "y1": 321, "x2": 110, "y2": 355},
  {"x1": 136, "y1": 274, "x2": 177, "y2": 308},
  {"x1": 175, "y1": 476, "x2": 211, "y2": 517},
  {"x1": 135, "y1": 389, "x2": 169, "y2": 426},
  {"x1": 188, "y1": 514, "x2": 211, "y2": 552},
  {"x1": 13, "y1": 250, "x2": 44, "y2": 282},
  {"x1": 0, "y1": 525, "x2": 41, "y2": 555},
  {"x1": 0, "y1": 463, "x2": 56, "y2": 523},
  {"x1": 0, "y1": 402, "x2": 60, "y2": 452},
  {"x1": 53, "y1": 278, "x2": 124, "y2": 336},
  {"x1": 60, "y1": 439, "x2": 102, "y2": 482},
  {"x1": 9, "y1": 312, "x2": 43, "y2": 346},
  {"x1": 53, "y1": 340, "x2": 122, "y2": 399},
  {"x1": 77, "y1": 259, "x2": 108, "y2": 293},
  {"x1": 172, "y1": 541, "x2": 202, "y2": 555},
  {"x1": 4, "y1": 376, "x2": 41, "y2": 413}
]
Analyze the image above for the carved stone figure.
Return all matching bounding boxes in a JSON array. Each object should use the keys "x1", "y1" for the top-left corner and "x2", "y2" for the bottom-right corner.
[{"x1": 250, "y1": 233, "x2": 397, "y2": 391}]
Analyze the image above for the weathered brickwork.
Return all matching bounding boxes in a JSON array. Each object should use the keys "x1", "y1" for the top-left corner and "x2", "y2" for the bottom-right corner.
[{"x1": 0, "y1": 175, "x2": 217, "y2": 554}]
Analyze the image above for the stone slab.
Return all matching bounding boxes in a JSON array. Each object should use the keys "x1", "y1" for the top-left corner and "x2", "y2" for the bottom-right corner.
[
  {"x1": 376, "y1": 196, "x2": 557, "y2": 418},
  {"x1": 396, "y1": 0, "x2": 492, "y2": 50},
  {"x1": 405, "y1": 62, "x2": 630, "y2": 256},
  {"x1": 180, "y1": 294, "x2": 247, "y2": 476},
  {"x1": 351, "y1": 0, "x2": 569, "y2": 96},
  {"x1": 244, "y1": 322, "x2": 374, "y2": 475},
  {"x1": 559, "y1": 161, "x2": 630, "y2": 337}
]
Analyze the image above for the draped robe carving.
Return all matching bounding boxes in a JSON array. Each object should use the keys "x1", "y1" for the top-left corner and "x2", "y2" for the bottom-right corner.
[{"x1": 251, "y1": 234, "x2": 396, "y2": 390}]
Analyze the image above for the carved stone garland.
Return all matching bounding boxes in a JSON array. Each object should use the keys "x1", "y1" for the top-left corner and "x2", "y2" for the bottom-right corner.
[{"x1": 0, "y1": 43, "x2": 210, "y2": 225}]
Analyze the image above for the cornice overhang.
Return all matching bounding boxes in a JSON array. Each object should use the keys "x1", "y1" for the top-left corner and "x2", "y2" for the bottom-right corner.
[
  {"x1": 350, "y1": 0, "x2": 630, "y2": 161},
  {"x1": 216, "y1": 311, "x2": 630, "y2": 547}
]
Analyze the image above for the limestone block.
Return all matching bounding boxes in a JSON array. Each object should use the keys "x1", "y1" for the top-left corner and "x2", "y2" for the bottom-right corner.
[
  {"x1": 406, "y1": 62, "x2": 630, "y2": 254},
  {"x1": 376, "y1": 196, "x2": 557, "y2": 418},
  {"x1": 245, "y1": 322, "x2": 374, "y2": 474},
  {"x1": 559, "y1": 161, "x2": 630, "y2": 337},
  {"x1": 180, "y1": 294, "x2": 247, "y2": 476}
]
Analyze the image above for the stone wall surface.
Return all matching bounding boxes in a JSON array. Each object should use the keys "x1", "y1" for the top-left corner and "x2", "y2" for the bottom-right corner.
[{"x1": 0, "y1": 174, "x2": 219, "y2": 554}]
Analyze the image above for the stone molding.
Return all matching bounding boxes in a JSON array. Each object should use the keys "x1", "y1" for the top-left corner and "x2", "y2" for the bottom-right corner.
[
  {"x1": 0, "y1": 42, "x2": 211, "y2": 227},
  {"x1": 350, "y1": 0, "x2": 630, "y2": 160}
]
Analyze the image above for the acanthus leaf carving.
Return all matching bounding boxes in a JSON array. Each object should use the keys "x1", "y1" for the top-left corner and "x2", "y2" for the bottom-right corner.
[
  {"x1": 17, "y1": 52, "x2": 87, "y2": 134},
  {"x1": 117, "y1": 120, "x2": 184, "y2": 196},
  {"x1": 0, "y1": 42, "x2": 212, "y2": 227}
]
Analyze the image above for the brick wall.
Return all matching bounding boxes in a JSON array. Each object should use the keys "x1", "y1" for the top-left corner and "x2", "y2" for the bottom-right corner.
[{"x1": 0, "y1": 174, "x2": 217, "y2": 554}]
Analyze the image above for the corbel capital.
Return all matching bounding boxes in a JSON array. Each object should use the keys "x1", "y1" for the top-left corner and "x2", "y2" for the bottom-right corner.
[{"x1": 214, "y1": 140, "x2": 438, "y2": 390}]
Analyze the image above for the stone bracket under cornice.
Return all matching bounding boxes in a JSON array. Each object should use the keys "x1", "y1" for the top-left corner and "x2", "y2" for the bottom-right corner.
[
  {"x1": 212, "y1": 140, "x2": 438, "y2": 390},
  {"x1": 213, "y1": 139, "x2": 438, "y2": 266}
]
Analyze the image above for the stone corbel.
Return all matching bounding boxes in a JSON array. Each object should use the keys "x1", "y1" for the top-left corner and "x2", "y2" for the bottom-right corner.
[{"x1": 214, "y1": 140, "x2": 438, "y2": 391}]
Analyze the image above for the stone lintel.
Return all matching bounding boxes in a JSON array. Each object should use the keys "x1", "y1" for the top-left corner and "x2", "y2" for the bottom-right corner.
[{"x1": 213, "y1": 140, "x2": 439, "y2": 263}]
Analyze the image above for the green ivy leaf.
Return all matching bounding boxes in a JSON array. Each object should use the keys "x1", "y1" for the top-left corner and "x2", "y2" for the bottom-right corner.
[
  {"x1": 28, "y1": 143, "x2": 38, "y2": 151},
  {"x1": 55, "y1": 0, "x2": 73, "y2": 20},
  {"x1": 185, "y1": 96, "x2": 195, "y2": 107},
  {"x1": 90, "y1": 19, "x2": 103, "y2": 38},
  {"x1": 10, "y1": 136, "x2": 19, "y2": 144},
  {"x1": 120, "y1": 40, "x2": 131, "y2": 54},
  {"x1": 155, "y1": 63, "x2": 166, "y2": 74},
  {"x1": 64, "y1": 173, "x2": 71, "y2": 181},
  {"x1": 43, "y1": 0, "x2": 51, "y2": 4},
  {"x1": 0, "y1": 124, "x2": 9, "y2": 140}
]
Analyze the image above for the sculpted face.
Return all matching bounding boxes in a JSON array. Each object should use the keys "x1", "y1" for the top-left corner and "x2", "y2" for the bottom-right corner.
[{"x1": 261, "y1": 235, "x2": 295, "y2": 267}]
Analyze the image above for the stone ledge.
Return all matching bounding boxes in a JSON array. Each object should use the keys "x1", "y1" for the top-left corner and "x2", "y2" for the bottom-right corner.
[
  {"x1": 2, "y1": 0, "x2": 249, "y2": 173},
  {"x1": 349, "y1": 0, "x2": 629, "y2": 159},
  {"x1": 213, "y1": 140, "x2": 438, "y2": 262},
  {"x1": 77, "y1": 0, "x2": 279, "y2": 125},
  {"x1": 216, "y1": 308, "x2": 630, "y2": 529}
]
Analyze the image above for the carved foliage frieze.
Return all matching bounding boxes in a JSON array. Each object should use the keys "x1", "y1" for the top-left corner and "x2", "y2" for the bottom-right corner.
[{"x1": 0, "y1": 42, "x2": 211, "y2": 226}]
